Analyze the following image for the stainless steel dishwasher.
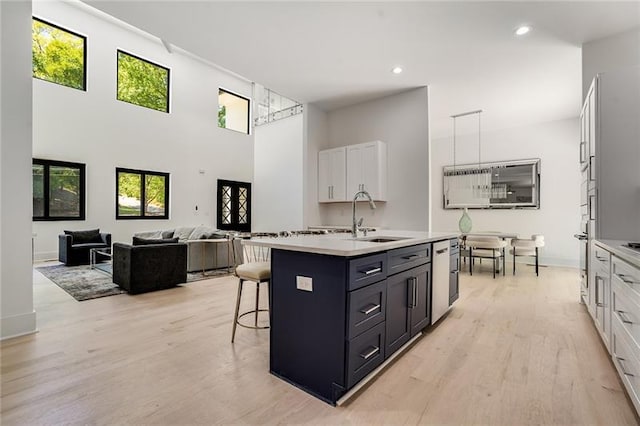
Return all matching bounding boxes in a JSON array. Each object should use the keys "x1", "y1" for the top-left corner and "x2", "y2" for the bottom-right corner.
[{"x1": 431, "y1": 240, "x2": 450, "y2": 324}]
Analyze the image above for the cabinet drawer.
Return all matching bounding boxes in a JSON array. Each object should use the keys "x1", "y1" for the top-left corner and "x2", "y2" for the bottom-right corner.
[
  {"x1": 388, "y1": 243, "x2": 431, "y2": 275},
  {"x1": 592, "y1": 245, "x2": 610, "y2": 270},
  {"x1": 450, "y1": 238, "x2": 460, "y2": 254},
  {"x1": 346, "y1": 321, "x2": 386, "y2": 388},
  {"x1": 347, "y1": 280, "x2": 386, "y2": 339},
  {"x1": 348, "y1": 253, "x2": 387, "y2": 291},
  {"x1": 611, "y1": 318, "x2": 640, "y2": 414},
  {"x1": 612, "y1": 256, "x2": 640, "y2": 300},
  {"x1": 450, "y1": 251, "x2": 460, "y2": 273},
  {"x1": 612, "y1": 273, "x2": 640, "y2": 349}
]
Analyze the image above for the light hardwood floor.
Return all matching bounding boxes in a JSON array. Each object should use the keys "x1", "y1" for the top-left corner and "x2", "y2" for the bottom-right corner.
[{"x1": 1, "y1": 263, "x2": 638, "y2": 425}]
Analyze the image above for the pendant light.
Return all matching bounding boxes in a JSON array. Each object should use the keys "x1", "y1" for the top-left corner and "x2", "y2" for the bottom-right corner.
[{"x1": 450, "y1": 109, "x2": 489, "y2": 199}]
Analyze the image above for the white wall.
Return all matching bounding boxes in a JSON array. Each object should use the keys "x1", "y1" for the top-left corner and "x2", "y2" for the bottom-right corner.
[
  {"x1": 319, "y1": 87, "x2": 430, "y2": 231},
  {"x1": 1, "y1": 0, "x2": 37, "y2": 339},
  {"x1": 582, "y1": 28, "x2": 640, "y2": 100},
  {"x1": 431, "y1": 118, "x2": 581, "y2": 267},
  {"x1": 32, "y1": 1, "x2": 254, "y2": 260},
  {"x1": 302, "y1": 103, "x2": 327, "y2": 228},
  {"x1": 253, "y1": 114, "x2": 303, "y2": 231}
]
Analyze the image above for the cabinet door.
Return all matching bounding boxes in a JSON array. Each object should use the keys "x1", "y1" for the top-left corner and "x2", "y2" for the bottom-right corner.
[
  {"x1": 318, "y1": 147, "x2": 346, "y2": 202},
  {"x1": 318, "y1": 150, "x2": 332, "y2": 202},
  {"x1": 361, "y1": 142, "x2": 380, "y2": 197},
  {"x1": 409, "y1": 263, "x2": 431, "y2": 336},
  {"x1": 330, "y1": 148, "x2": 346, "y2": 201},
  {"x1": 449, "y1": 254, "x2": 459, "y2": 305},
  {"x1": 385, "y1": 270, "x2": 411, "y2": 356},
  {"x1": 346, "y1": 145, "x2": 363, "y2": 198}
]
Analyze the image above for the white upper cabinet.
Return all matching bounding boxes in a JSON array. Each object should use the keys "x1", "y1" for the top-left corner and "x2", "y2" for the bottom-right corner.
[
  {"x1": 346, "y1": 140, "x2": 387, "y2": 201},
  {"x1": 318, "y1": 147, "x2": 346, "y2": 202}
]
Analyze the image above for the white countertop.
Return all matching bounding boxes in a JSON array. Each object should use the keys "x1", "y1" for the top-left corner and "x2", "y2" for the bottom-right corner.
[
  {"x1": 595, "y1": 239, "x2": 640, "y2": 268},
  {"x1": 243, "y1": 230, "x2": 459, "y2": 257}
]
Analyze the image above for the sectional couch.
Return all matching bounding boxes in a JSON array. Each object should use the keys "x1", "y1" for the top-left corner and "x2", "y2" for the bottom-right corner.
[{"x1": 133, "y1": 226, "x2": 242, "y2": 273}]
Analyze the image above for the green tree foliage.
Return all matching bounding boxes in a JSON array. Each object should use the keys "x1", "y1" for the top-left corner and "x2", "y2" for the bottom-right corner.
[
  {"x1": 117, "y1": 51, "x2": 169, "y2": 112},
  {"x1": 218, "y1": 105, "x2": 226, "y2": 128},
  {"x1": 145, "y1": 175, "x2": 166, "y2": 215},
  {"x1": 118, "y1": 172, "x2": 166, "y2": 216},
  {"x1": 32, "y1": 19, "x2": 85, "y2": 90}
]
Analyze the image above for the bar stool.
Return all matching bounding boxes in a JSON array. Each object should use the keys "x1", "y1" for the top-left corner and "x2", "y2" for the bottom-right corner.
[{"x1": 231, "y1": 242, "x2": 271, "y2": 343}]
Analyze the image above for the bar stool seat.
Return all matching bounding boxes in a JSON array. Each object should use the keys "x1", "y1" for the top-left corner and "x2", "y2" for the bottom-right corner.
[{"x1": 231, "y1": 247, "x2": 271, "y2": 343}]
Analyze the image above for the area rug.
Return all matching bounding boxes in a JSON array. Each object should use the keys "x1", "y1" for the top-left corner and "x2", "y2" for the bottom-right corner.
[{"x1": 35, "y1": 264, "x2": 232, "y2": 302}]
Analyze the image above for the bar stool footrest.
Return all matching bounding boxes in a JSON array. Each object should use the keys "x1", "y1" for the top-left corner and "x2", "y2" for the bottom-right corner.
[{"x1": 236, "y1": 309, "x2": 270, "y2": 329}]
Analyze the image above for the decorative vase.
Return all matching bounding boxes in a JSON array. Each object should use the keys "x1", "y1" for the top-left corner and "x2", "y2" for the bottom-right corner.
[{"x1": 458, "y1": 207, "x2": 472, "y2": 233}]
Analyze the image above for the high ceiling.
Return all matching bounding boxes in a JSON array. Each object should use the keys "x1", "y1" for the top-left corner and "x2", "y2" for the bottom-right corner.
[{"x1": 85, "y1": 1, "x2": 640, "y2": 138}]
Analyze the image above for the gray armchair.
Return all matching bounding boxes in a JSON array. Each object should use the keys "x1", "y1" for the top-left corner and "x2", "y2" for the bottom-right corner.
[
  {"x1": 112, "y1": 242, "x2": 187, "y2": 294},
  {"x1": 58, "y1": 229, "x2": 110, "y2": 266}
]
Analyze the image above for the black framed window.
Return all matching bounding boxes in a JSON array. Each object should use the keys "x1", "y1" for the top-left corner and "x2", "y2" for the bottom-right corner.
[
  {"x1": 33, "y1": 159, "x2": 86, "y2": 221},
  {"x1": 218, "y1": 88, "x2": 250, "y2": 134},
  {"x1": 32, "y1": 17, "x2": 87, "y2": 91},
  {"x1": 116, "y1": 168, "x2": 169, "y2": 219},
  {"x1": 217, "y1": 179, "x2": 251, "y2": 232},
  {"x1": 117, "y1": 50, "x2": 170, "y2": 113}
]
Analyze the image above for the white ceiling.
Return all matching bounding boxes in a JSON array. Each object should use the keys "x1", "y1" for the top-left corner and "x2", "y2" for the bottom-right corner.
[{"x1": 85, "y1": 1, "x2": 640, "y2": 138}]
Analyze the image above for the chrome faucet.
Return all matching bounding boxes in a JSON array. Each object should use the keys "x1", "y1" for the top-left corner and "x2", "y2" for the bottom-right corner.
[{"x1": 352, "y1": 190, "x2": 376, "y2": 238}]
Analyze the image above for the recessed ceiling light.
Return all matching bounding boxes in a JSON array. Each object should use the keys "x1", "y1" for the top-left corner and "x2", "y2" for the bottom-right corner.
[
  {"x1": 515, "y1": 26, "x2": 531, "y2": 36},
  {"x1": 392, "y1": 67, "x2": 403, "y2": 74}
]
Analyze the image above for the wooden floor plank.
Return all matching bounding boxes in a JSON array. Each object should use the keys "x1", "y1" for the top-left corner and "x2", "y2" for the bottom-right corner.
[{"x1": 1, "y1": 265, "x2": 637, "y2": 425}]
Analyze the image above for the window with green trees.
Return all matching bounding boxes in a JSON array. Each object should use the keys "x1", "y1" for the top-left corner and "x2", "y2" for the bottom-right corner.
[
  {"x1": 116, "y1": 168, "x2": 169, "y2": 219},
  {"x1": 33, "y1": 159, "x2": 86, "y2": 221},
  {"x1": 218, "y1": 89, "x2": 250, "y2": 134},
  {"x1": 32, "y1": 18, "x2": 86, "y2": 91},
  {"x1": 117, "y1": 50, "x2": 170, "y2": 113}
]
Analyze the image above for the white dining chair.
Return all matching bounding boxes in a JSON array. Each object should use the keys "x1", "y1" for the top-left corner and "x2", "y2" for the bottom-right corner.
[
  {"x1": 465, "y1": 236, "x2": 507, "y2": 279},
  {"x1": 510, "y1": 234, "x2": 545, "y2": 276}
]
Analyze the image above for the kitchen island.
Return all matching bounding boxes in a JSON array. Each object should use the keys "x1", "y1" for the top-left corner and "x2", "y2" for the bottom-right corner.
[{"x1": 246, "y1": 230, "x2": 460, "y2": 405}]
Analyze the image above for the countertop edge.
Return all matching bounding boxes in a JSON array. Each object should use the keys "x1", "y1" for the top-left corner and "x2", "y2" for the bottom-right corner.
[
  {"x1": 594, "y1": 239, "x2": 640, "y2": 268},
  {"x1": 243, "y1": 232, "x2": 459, "y2": 257}
]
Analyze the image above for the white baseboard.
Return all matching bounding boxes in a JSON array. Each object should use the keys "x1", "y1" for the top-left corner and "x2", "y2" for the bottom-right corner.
[
  {"x1": 1, "y1": 311, "x2": 37, "y2": 341},
  {"x1": 34, "y1": 251, "x2": 57, "y2": 262}
]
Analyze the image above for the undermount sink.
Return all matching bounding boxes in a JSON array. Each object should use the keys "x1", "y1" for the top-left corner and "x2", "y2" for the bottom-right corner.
[{"x1": 352, "y1": 236, "x2": 410, "y2": 243}]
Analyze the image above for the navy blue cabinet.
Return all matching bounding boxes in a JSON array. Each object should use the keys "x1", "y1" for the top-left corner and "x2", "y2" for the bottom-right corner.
[
  {"x1": 450, "y1": 239, "x2": 460, "y2": 305},
  {"x1": 269, "y1": 239, "x2": 451, "y2": 405}
]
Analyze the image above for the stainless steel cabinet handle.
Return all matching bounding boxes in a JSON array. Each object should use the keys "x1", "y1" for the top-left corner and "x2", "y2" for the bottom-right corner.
[
  {"x1": 402, "y1": 254, "x2": 420, "y2": 260},
  {"x1": 360, "y1": 346, "x2": 379, "y2": 360},
  {"x1": 595, "y1": 276, "x2": 601, "y2": 306},
  {"x1": 595, "y1": 255, "x2": 608, "y2": 262},
  {"x1": 360, "y1": 303, "x2": 381, "y2": 315},
  {"x1": 617, "y1": 310, "x2": 634, "y2": 324},
  {"x1": 616, "y1": 357, "x2": 636, "y2": 377},
  {"x1": 589, "y1": 156, "x2": 595, "y2": 181},
  {"x1": 414, "y1": 277, "x2": 419, "y2": 308},
  {"x1": 362, "y1": 267, "x2": 382, "y2": 275},
  {"x1": 436, "y1": 248, "x2": 449, "y2": 255},
  {"x1": 618, "y1": 274, "x2": 639, "y2": 285},
  {"x1": 580, "y1": 141, "x2": 586, "y2": 163}
]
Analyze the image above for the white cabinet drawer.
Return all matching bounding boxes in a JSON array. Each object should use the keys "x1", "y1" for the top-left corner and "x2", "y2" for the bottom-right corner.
[
  {"x1": 612, "y1": 256, "x2": 640, "y2": 300},
  {"x1": 612, "y1": 275, "x2": 640, "y2": 350},
  {"x1": 592, "y1": 245, "x2": 611, "y2": 271},
  {"x1": 611, "y1": 317, "x2": 640, "y2": 415}
]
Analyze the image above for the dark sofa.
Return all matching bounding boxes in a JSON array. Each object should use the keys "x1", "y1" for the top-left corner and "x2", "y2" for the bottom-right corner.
[
  {"x1": 112, "y1": 241, "x2": 188, "y2": 294},
  {"x1": 59, "y1": 229, "x2": 111, "y2": 266}
]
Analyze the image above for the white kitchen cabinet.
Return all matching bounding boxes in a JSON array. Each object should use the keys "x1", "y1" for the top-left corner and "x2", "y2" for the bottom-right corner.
[
  {"x1": 346, "y1": 140, "x2": 387, "y2": 201},
  {"x1": 318, "y1": 147, "x2": 346, "y2": 202}
]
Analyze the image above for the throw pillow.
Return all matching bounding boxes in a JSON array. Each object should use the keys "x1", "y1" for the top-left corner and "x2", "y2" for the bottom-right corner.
[
  {"x1": 189, "y1": 225, "x2": 214, "y2": 240},
  {"x1": 133, "y1": 230, "x2": 163, "y2": 239},
  {"x1": 161, "y1": 230, "x2": 175, "y2": 239},
  {"x1": 173, "y1": 227, "x2": 196, "y2": 241},
  {"x1": 65, "y1": 229, "x2": 102, "y2": 244},
  {"x1": 132, "y1": 236, "x2": 180, "y2": 246}
]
